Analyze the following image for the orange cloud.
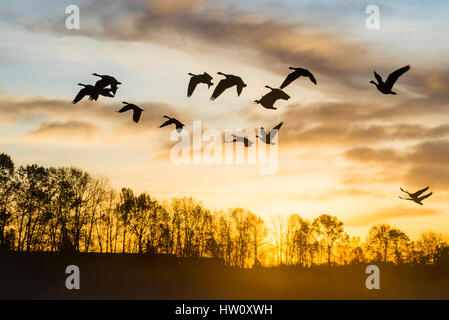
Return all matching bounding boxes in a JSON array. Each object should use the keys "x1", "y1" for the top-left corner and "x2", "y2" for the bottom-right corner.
[{"x1": 28, "y1": 120, "x2": 100, "y2": 140}]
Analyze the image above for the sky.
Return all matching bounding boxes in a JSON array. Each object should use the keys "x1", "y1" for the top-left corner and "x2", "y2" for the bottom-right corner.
[{"x1": 1, "y1": 0, "x2": 449, "y2": 239}]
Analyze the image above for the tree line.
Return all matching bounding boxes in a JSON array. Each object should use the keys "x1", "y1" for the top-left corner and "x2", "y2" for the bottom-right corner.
[{"x1": 1, "y1": 153, "x2": 448, "y2": 267}]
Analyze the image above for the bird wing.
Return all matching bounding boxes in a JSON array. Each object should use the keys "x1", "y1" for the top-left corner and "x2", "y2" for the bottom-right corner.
[
  {"x1": 204, "y1": 73, "x2": 213, "y2": 82},
  {"x1": 211, "y1": 79, "x2": 233, "y2": 100},
  {"x1": 301, "y1": 69, "x2": 317, "y2": 85},
  {"x1": 94, "y1": 79, "x2": 108, "y2": 89},
  {"x1": 280, "y1": 71, "x2": 299, "y2": 89},
  {"x1": 73, "y1": 88, "x2": 88, "y2": 104},
  {"x1": 258, "y1": 93, "x2": 276, "y2": 109},
  {"x1": 187, "y1": 76, "x2": 199, "y2": 97},
  {"x1": 117, "y1": 105, "x2": 134, "y2": 113},
  {"x1": 110, "y1": 82, "x2": 118, "y2": 94},
  {"x1": 88, "y1": 87, "x2": 99, "y2": 101},
  {"x1": 374, "y1": 71, "x2": 383, "y2": 84},
  {"x1": 160, "y1": 119, "x2": 174, "y2": 128},
  {"x1": 99, "y1": 89, "x2": 114, "y2": 97},
  {"x1": 236, "y1": 83, "x2": 244, "y2": 96},
  {"x1": 418, "y1": 192, "x2": 433, "y2": 202},
  {"x1": 412, "y1": 186, "x2": 430, "y2": 197},
  {"x1": 133, "y1": 109, "x2": 142, "y2": 123},
  {"x1": 385, "y1": 65, "x2": 410, "y2": 88},
  {"x1": 174, "y1": 119, "x2": 184, "y2": 128},
  {"x1": 268, "y1": 122, "x2": 283, "y2": 138},
  {"x1": 278, "y1": 89, "x2": 291, "y2": 100}
]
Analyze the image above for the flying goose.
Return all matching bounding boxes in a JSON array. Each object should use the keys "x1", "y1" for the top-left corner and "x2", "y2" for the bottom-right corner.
[
  {"x1": 256, "y1": 122, "x2": 283, "y2": 145},
  {"x1": 187, "y1": 72, "x2": 214, "y2": 97},
  {"x1": 226, "y1": 134, "x2": 253, "y2": 147},
  {"x1": 159, "y1": 116, "x2": 185, "y2": 132},
  {"x1": 254, "y1": 86, "x2": 290, "y2": 110},
  {"x1": 72, "y1": 83, "x2": 114, "y2": 104},
  {"x1": 210, "y1": 72, "x2": 247, "y2": 100},
  {"x1": 117, "y1": 102, "x2": 144, "y2": 123},
  {"x1": 93, "y1": 73, "x2": 121, "y2": 95},
  {"x1": 280, "y1": 67, "x2": 317, "y2": 89},
  {"x1": 370, "y1": 65, "x2": 410, "y2": 95},
  {"x1": 399, "y1": 186, "x2": 432, "y2": 205}
]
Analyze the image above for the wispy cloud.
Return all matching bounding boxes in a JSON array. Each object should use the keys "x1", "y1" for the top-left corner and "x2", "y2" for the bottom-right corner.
[{"x1": 27, "y1": 120, "x2": 100, "y2": 140}]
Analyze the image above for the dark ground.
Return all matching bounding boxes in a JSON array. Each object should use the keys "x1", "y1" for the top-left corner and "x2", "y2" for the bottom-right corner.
[{"x1": 1, "y1": 252, "x2": 448, "y2": 299}]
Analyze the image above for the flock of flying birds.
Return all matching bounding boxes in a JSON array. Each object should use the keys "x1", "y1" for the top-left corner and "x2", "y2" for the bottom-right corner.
[{"x1": 71, "y1": 64, "x2": 432, "y2": 205}]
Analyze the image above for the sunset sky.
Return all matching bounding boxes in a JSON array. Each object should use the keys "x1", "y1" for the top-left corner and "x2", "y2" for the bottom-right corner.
[{"x1": 1, "y1": 0, "x2": 449, "y2": 239}]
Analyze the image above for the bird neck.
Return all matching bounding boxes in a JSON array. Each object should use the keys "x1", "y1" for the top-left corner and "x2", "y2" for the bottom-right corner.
[{"x1": 370, "y1": 80, "x2": 379, "y2": 88}]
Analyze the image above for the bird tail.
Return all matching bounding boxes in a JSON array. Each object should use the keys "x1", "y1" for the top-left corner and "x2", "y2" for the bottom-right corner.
[
  {"x1": 254, "y1": 100, "x2": 260, "y2": 104},
  {"x1": 188, "y1": 73, "x2": 195, "y2": 76},
  {"x1": 122, "y1": 101, "x2": 129, "y2": 104}
]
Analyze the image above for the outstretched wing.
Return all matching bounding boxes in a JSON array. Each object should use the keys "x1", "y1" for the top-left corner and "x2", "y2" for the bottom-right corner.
[
  {"x1": 236, "y1": 83, "x2": 244, "y2": 96},
  {"x1": 99, "y1": 89, "x2": 114, "y2": 98},
  {"x1": 94, "y1": 79, "x2": 108, "y2": 90},
  {"x1": 412, "y1": 186, "x2": 430, "y2": 197},
  {"x1": 89, "y1": 88, "x2": 99, "y2": 101},
  {"x1": 280, "y1": 71, "x2": 299, "y2": 89},
  {"x1": 374, "y1": 71, "x2": 383, "y2": 84},
  {"x1": 110, "y1": 82, "x2": 118, "y2": 95},
  {"x1": 258, "y1": 92, "x2": 277, "y2": 109},
  {"x1": 133, "y1": 109, "x2": 142, "y2": 123},
  {"x1": 160, "y1": 119, "x2": 174, "y2": 128},
  {"x1": 418, "y1": 192, "x2": 433, "y2": 202},
  {"x1": 211, "y1": 79, "x2": 233, "y2": 100},
  {"x1": 277, "y1": 89, "x2": 291, "y2": 100},
  {"x1": 302, "y1": 69, "x2": 317, "y2": 85},
  {"x1": 73, "y1": 88, "x2": 89, "y2": 104},
  {"x1": 385, "y1": 65, "x2": 410, "y2": 88},
  {"x1": 174, "y1": 119, "x2": 184, "y2": 128},
  {"x1": 268, "y1": 122, "x2": 283, "y2": 138},
  {"x1": 117, "y1": 105, "x2": 134, "y2": 113},
  {"x1": 258, "y1": 92, "x2": 276, "y2": 109},
  {"x1": 187, "y1": 76, "x2": 199, "y2": 97}
]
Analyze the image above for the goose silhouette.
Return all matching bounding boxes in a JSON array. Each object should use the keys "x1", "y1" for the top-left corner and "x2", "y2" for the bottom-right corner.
[
  {"x1": 255, "y1": 86, "x2": 290, "y2": 110},
  {"x1": 72, "y1": 83, "x2": 114, "y2": 104},
  {"x1": 370, "y1": 65, "x2": 410, "y2": 95},
  {"x1": 117, "y1": 102, "x2": 144, "y2": 123},
  {"x1": 256, "y1": 122, "x2": 283, "y2": 145},
  {"x1": 399, "y1": 186, "x2": 432, "y2": 205},
  {"x1": 187, "y1": 72, "x2": 214, "y2": 97},
  {"x1": 93, "y1": 73, "x2": 122, "y2": 95},
  {"x1": 226, "y1": 134, "x2": 253, "y2": 147},
  {"x1": 210, "y1": 72, "x2": 247, "y2": 100},
  {"x1": 160, "y1": 116, "x2": 185, "y2": 132},
  {"x1": 280, "y1": 67, "x2": 317, "y2": 89}
]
